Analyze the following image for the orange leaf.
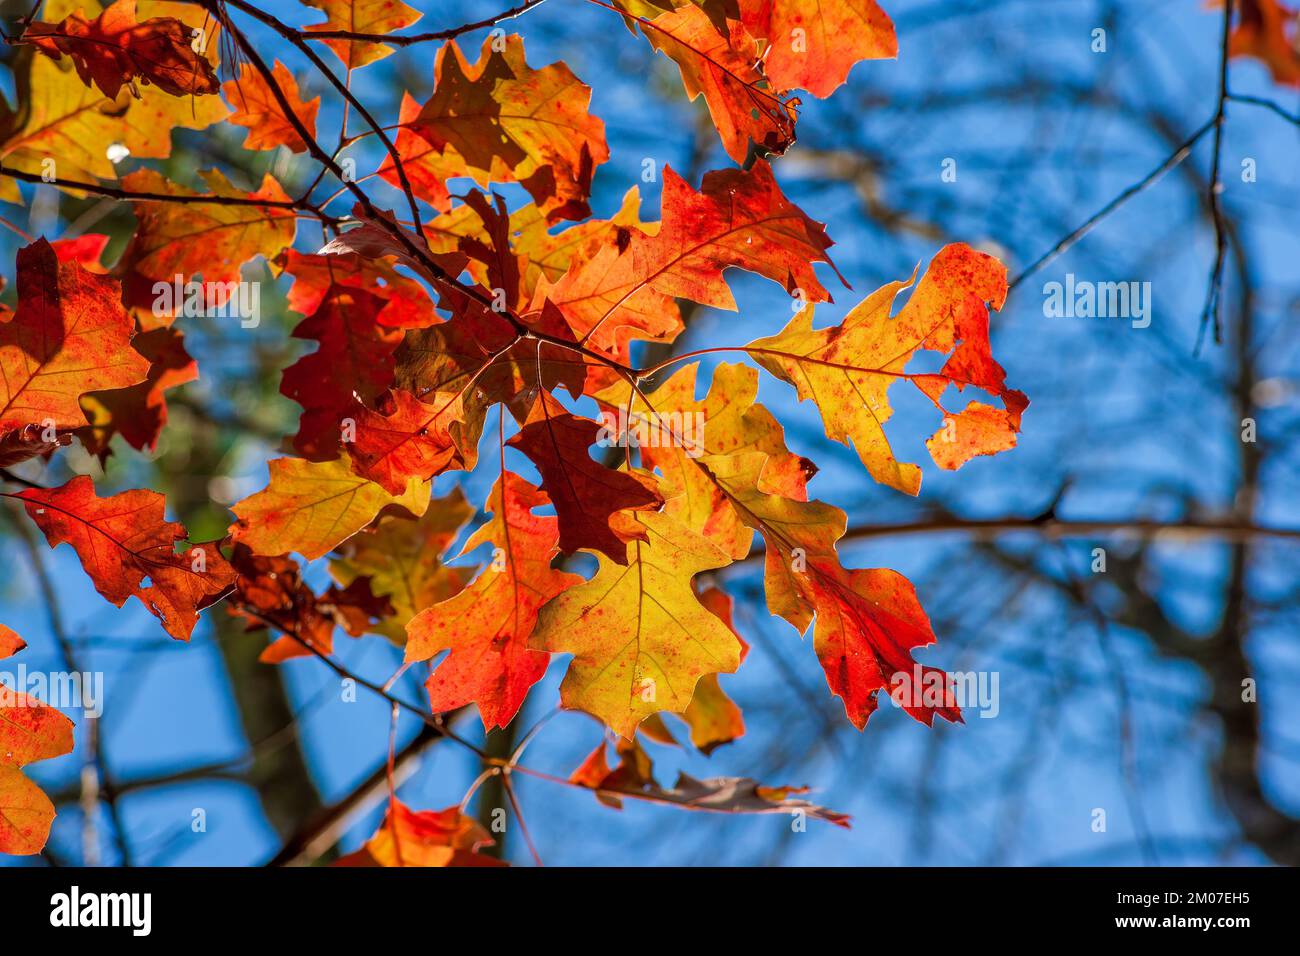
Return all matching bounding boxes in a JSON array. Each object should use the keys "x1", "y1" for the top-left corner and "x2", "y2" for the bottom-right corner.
[
  {"x1": 302, "y1": 0, "x2": 423, "y2": 69},
  {"x1": 26, "y1": 0, "x2": 220, "y2": 100},
  {"x1": 739, "y1": 0, "x2": 897, "y2": 98},
  {"x1": 638, "y1": 3, "x2": 796, "y2": 163},
  {"x1": 335, "y1": 800, "x2": 503, "y2": 867},
  {"x1": 17, "y1": 476, "x2": 235, "y2": 641},
  {"x1": 0, "y1": 647, "x2": 75, "y2": 855},
  {"x1": 0, "y1": 238, "x2": 149, "y2": 435},
  {"x1": 117, "y1": 169, "x2": 296, "y2": 327},
  {"x1": 507, "y1": 392, "x2": 663, "y2": 563},
  {"x1": 222, "y1": 60, "x2": 321, "y2": 153},
  {"x1": 404, "y1": 34, "x2": 609, "y2": 223},
  {"x1": 406, "y1": 472, "x2": 581, "y2": 729},
  {"x1": 747, "y1": 243, "x2": 1027, "y2": 494}
]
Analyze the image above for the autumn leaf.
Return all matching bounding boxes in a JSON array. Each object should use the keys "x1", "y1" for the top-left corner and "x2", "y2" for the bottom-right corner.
[
  {"x1": 507, "y1": 391, "x2": 663, "y2": 563},
  {"x1": 739, "y1": 0, "x2": 897, "y2": 98},
  {"x1": 76, "y1": 326, "x2": 198, "y2": 461},
  {"x1": 330, "y1": 488, "x2": 475, "y2": 644},
  {"x1": 302, "y1": 0, "x2": 423, "y2": 70},
  {"x1": 346, "y1": 387, "x2": 485, "y2": 494},
  {"x1": 634, "y1": 2, "x2": 796, "y2": 164},
  {"x1": 26, "y1": 0, "x2": 221, "y2": 100},
  {"x1": 406, "y1": 33, "x2": 609, "y2": 223},
  {"x1": 222, "y1": 60, "x2": 321, "y2": 153},
  {"x1": 279, "y1": 285, "x2": 403, "y2": 461},
  {"x1": 705, "y1": 452, "x2": 961, "y2": 728},
  {"x1": 535, "y1": 161, "x2": 844, "y2": 366},
  {"x1": 0, "y1": 625, "x2": 25, "y2": 659},
  {"x1": 532, "y1": 510, "x2": 742, "y2": 737},
  {"x1": 229, "y1": 544, "x2": 392, "y2": 663},
  {"x1": 595, "y1": 361, "x2": 812, "y2": 561},
  {"x1": 571, "y1": 736, "x2": 849, "y2": 826},
  {"x1": 17, "y1": 476, "x2": 235, "y2": 640},
  {"x1": 1228, "y1": 0, "x2": 1300, "y2": 86},
  {"x1": 0, "y1": 640, "x2": 75, "y2": 855},
  {"x1": 0, "y1": 1, "x2": 227, "y2": 188},
  {"x1": 335, "y1": 800, "x2": 504, "y2": 867},
  {"x1": 746, "y1": 242, "x2": 1026, "y2": 495},
  {"x1": 0, "y1": 238, "x2": 150, "y2": 435},
  {"x1": 117, "y1": 168, "x2": 296, "y2": 326},
  {"x1": 681, "y1": 586, "x2": 748, "y2": 753},
  {"x1": 280, "y1": 249, "x2": 435, "y2": 329},
  {"x1": 406, "y1": 473, "x2": 582, "y2": 729},
  {"x1": 228, "y1": 453, "x2": 431, "y2": 560}
]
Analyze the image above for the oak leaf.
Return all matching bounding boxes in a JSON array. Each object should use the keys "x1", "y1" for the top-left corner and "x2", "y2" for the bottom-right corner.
[
  {"x1": 746, "y1": 242, "x2": 1026, "y2": 495},
  {"x1": 228, "y1": 453, "x2": 431, "y2": 561},
  {"x1": 406, "y1": 473, "x2": 582, "y2": 729},
  {"x1": 739, "y1": 0, "x2": 896, "y2": 98},
  {"x1": 26, "y1": 0, "x2": 221, "y2": 100},
  {"x1": 407, "y1": 34, "x2": 609, "y2": 223},
  {"x1": 335, "y1": 800, "x2": 503, "y2": 867},
  {"x1": 0, "y1": 238, "x2": 149, "y2": 435},
  {"x1": 301, "y1": 0, "x2": 423, "y2": 70},
  {"x1": 222, "y1": 60, "x2": 320, "y2": 153},
  {"x1": 507, "y1": 392, "x2": 663, "y2": 563},
  {"x1": 17, "y1": 476, "x2": 235, "y2": 641},
  {"x1": 0, "y1": 640, "x2": 75, "y2": 855},
  {"x1": 531, "y1": 510, "x2": 741, "y2": 737}
]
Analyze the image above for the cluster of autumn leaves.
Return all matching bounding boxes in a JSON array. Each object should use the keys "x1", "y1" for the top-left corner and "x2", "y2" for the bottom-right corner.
[{"x1": 0, "y1": 0, "x2": 1032, "y2": 861}]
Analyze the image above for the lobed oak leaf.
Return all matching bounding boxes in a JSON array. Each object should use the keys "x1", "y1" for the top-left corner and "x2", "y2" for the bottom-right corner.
[
  {"x1": 346, "y1": 387, "x2": 485, "y2": 494},
  {"x1": 0, "y1": 2, "x2": 227, "y2": 187},
  {"x1": 636, "y1": 2, "x2": 796, "y2": 164},
  {"x1": 301, "y1": 0, "x2": 423, "y2": 70},
  {"x1": 0, "y1": 238, "x2": 150, "y2": 435},
  {"x1": 330, "y1": 488, "x2": 476, "y2": 645},
  {"x1": 0, "y1": 639, "x2": 75, "y2": 855},
  {"x1": 1228, "y1": 0, "x2": 1300, "y2": 86},
  {"x1": 76, "y1": 325, "x2": 198, "y2": 461},
  {"x1": 406, "y1": 472, "x2": 582, "y2": 729},
  {"x1": 280, "y1": 250, "x2": 435, "y2": 329},
  {"x1": 116, "y1": 169, "x2": 296, "y2": 327},
  {"x1": 335, "y1": 800, "x2": 503, "y2": 867},
  {"x1": 535, "y1": 162, "x2": 843, "y2": 372},
  {"x1": 408, "y1": 34, "x2": 609, "y2": 223},
  {"x1": 531, "y1": 510, "x2": 740, "y2": 737},
  {"x1": 16, "y1": 476, "x2": 235, "y2": 641},
  {"x1": 738, "y1": 0, "x2": 897, "y2": 98},
  {"x1": 705, "y1": 452, "x2": 961, "y2": 728},
  {"x1": 507, "y1": 391, "x2": 664, "y2": 563},
  {"x1": 279, "y1": 285, "x2": 403, "y2": 460},
  {"x1": 227, "y1": 453, "x2": 431, "y2": 561},
  {"x1": 222, "y1": 60, "x2": 321, "y2": 153},
  {"x1": 746, "y1": 242, "x2": 1027, "y2": 495},
  {"x1": 26, "y1": 0, "x2": 220, "y2": 101}
]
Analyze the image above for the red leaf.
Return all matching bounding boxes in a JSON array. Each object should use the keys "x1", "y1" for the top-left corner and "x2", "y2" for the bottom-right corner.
[{"x1": 17, "y1": 476, "x2": 235, "y2": 641}]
